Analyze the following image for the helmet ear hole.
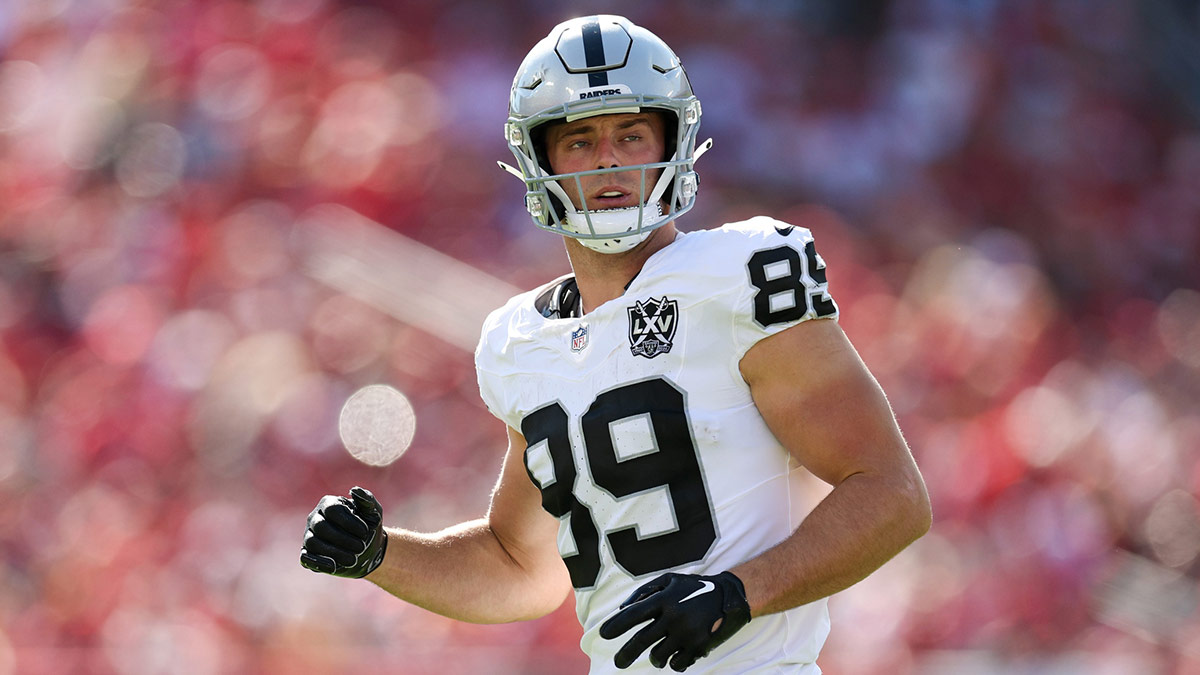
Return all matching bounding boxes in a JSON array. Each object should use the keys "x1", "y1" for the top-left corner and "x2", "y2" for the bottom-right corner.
[
  {"x1": 659, "y1": 110, "x2": 679, "y2": 204},
  {"x1": 530, "y1": 121, "x2": 571, "y2": 222},
  {"x1": 661, "y1": 112, "x2": 678, "y2": 162},
  {"x1": 532, "y1": 122, "x2": 557, "y2": 175}
]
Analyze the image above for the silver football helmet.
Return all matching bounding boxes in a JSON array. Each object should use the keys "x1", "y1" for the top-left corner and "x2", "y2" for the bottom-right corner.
[{"x1": 499, "y1": 15, "x2": 712, "y2": 253}]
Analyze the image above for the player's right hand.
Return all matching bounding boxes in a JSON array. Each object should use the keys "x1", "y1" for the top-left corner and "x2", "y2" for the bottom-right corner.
[
  {"x1": 599, "y1": 571, "x2": 752, "y2": 671},
  {"x1": 300, "y1": 486, "x2": 388, "y2": 579}
]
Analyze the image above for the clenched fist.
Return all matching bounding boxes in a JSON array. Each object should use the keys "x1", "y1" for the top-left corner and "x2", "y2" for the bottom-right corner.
[{"x1": 300, "y1": 486, "x2": 388, "y2": 579}]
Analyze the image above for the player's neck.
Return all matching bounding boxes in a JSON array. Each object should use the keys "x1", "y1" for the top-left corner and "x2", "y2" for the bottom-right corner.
[{"x1": 566, "y1": 223, "x2": 678, "y2": 314}]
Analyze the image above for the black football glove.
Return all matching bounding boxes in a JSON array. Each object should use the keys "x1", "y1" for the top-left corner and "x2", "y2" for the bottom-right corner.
[
  {"x1": 300, "y1": 486, "x2": 388, "y2": 579},
  {"x1": 599, "y1": 570, "x2": 752, "y2": 672}
]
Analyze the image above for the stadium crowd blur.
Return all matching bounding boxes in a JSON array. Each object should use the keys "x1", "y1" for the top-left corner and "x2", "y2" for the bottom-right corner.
[{"x1": 1, "y1": 0, "x2": 1199, "y2": 673}]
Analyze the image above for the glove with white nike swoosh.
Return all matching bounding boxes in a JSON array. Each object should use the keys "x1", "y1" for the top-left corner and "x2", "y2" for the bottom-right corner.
[{"x1": 599, "y1": 571, "x2": 751, "y2": 671}]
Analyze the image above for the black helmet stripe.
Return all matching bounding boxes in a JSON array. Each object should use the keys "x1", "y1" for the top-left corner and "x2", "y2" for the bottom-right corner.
[{"x1": 581, "y1": 18, "x2": 609, "y2": 87}]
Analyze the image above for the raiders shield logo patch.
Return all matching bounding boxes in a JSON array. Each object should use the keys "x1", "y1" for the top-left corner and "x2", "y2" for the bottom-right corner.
[{"x1": 627, "y1": 296, "x2": 678, "y2": 359}]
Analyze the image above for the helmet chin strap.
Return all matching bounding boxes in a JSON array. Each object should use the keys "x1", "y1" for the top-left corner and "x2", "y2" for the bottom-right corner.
[
  {"x1": 552, "y1": 162, "x2": 678, "y2": 254},
  {"x1": 566, "y1": 202, "x2": 665, "y2": 253}
]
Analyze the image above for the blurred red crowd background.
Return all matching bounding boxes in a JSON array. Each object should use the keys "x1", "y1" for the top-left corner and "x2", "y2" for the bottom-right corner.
[{"x1": 1, "y1": 1, "x2": 1199, "y2": 673}]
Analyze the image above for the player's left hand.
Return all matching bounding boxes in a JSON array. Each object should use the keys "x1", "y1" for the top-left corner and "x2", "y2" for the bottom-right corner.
[{"x1": 598, "y1": 570, "x2": 751, "y2": 671}]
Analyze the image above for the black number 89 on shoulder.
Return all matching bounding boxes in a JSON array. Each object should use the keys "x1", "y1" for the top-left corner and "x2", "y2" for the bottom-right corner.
[{"x1": 747, "y1": 241, "x2": 837, "y2": 328}]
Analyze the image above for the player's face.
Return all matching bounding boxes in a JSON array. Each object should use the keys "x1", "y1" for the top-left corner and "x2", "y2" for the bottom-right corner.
[{"x1": 544, "y1": 111, "x2": 668, "y2": 212}]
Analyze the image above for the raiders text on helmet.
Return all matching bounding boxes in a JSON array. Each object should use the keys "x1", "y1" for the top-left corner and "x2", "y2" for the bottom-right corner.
[{"x1": 499, "y1": 15, "x2": 712, "y2": 253}]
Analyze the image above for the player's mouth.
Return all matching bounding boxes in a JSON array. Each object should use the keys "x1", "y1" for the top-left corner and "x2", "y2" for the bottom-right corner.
[{"x1": 590, "y1": 186, "x2": 639, "y2": 209}]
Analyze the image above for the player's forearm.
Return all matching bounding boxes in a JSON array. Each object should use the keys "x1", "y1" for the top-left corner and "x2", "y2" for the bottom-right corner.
[
  {"x1": 732, "y1": 468, "x2": 931, "y2": 617},
  {"x1": 365, "y1": 519, "x2": 568, "y2": 624}
]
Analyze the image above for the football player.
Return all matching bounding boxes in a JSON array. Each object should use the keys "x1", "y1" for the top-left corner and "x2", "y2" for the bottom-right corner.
[{"x1": 302, "y1": 15, "x2": 931, "y2": 673}]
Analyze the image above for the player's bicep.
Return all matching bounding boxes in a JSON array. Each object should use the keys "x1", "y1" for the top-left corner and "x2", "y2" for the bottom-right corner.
[
  {"x1": 487, "y1": 426, "x2": 571, "y2": 595},
  {"x1": 739, "y1": 319, "x2": 917, "y2": 488}
]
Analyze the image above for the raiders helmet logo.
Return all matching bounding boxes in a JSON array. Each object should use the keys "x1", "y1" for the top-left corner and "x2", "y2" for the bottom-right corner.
[{"x1": 627, "y1": 297, "x2": 678, "y2": 359}]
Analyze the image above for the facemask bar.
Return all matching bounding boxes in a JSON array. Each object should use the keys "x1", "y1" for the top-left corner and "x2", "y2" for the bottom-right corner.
[{"x1": 533, "y1": 163, "x2": 671, "y2": 239}]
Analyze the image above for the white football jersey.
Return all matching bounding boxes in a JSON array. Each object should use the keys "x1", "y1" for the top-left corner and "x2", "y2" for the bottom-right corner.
[{"x1": 475, "y1": 217, "x2": 838, "y2": 674}]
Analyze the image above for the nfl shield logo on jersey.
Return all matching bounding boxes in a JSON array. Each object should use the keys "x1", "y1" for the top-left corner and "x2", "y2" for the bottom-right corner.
[
  {"x1": 570, "y1": 324, "x2": 589, "y2": 352},
  {"x1": 627, "y1": 297, "x2": 678, "y2": 359}
]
